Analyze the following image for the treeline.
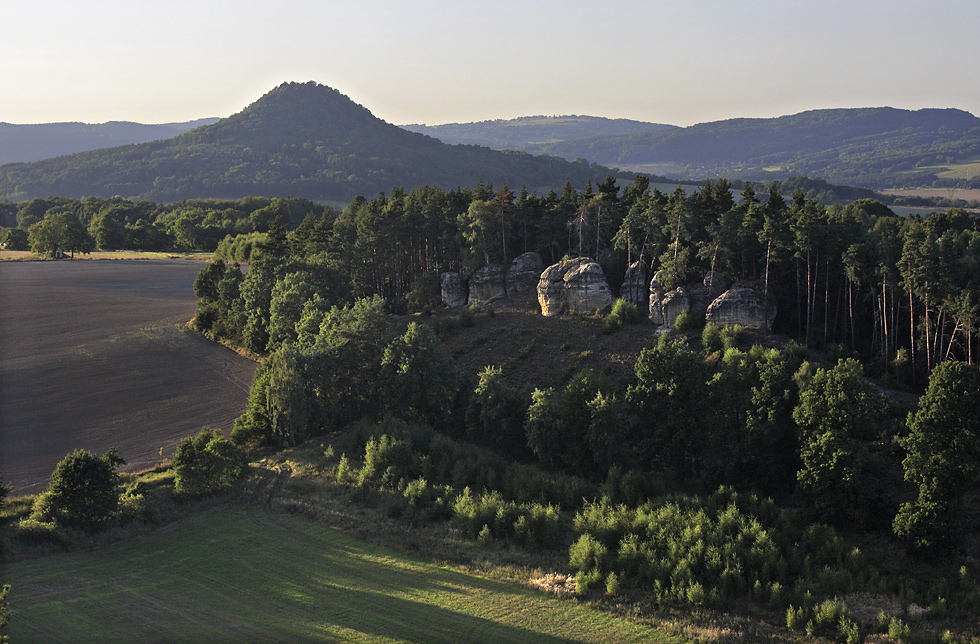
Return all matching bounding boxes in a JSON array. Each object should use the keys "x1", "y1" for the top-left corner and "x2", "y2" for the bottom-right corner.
[
  {"x1": 0, "y1": 195, "x2": 329, "y2": 256},
  {"x1": 187, "y1": 176, "x2": 980, "y2": 389}
]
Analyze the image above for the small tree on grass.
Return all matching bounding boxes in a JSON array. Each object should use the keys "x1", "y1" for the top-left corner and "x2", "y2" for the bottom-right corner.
[
  {"x1": 172, "y1": 429, "x2": 247, "y2": 497},
  {"x1": 32, "y1": 448, "x2": 125, "y2": 529}
]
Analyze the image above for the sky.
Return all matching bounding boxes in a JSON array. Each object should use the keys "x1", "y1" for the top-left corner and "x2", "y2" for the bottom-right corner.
[{"x1": 2, "y1": 0, "x2": 979, "y2": 128}]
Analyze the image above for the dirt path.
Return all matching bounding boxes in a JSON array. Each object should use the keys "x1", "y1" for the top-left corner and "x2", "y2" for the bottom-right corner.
[{"x1": 0, "y1": 260, "x2": 257, "y2": 494}]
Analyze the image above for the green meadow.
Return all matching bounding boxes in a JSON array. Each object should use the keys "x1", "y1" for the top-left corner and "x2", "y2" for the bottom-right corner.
[{"x1": 5, "y1": 505, "x2": 681, "y2": 643}]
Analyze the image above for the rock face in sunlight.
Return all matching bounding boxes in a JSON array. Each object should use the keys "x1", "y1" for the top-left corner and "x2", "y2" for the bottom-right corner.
[
  {"x1": 537, "y1": 257, "x2": 612, "y2": 316},
  {"x1": 467, "y1": 265, "x2": 506, "y2": 305},
  {"x1": 706, "y1": 280, "x2": 776, "y2": 332},
  {"x1": 440, "y1": 271, "x2": 467, "y2": 308}
]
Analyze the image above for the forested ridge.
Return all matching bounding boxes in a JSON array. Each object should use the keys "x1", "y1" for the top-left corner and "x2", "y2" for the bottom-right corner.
[
  {"x1": 423, "y1": 107, "x2": 980, "y2": 190},
  {"x1": 6, "y1": 173, "x2": 980, "y2": 642},
  {"x1": 0, "y1": 82, "x2": 630, "y2": 203},
  {"x1": 401, "y1": 115, "x2": 676, "y2": 150},
  {"x1": 0, "y1": 118, "x2": 219, "y2": 165}
]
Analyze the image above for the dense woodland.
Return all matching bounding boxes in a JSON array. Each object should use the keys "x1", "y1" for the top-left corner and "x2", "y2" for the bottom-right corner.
[
  {"x1": 176, "y1": 174, "x2": 980, "y2": 640},
  {"x1": 6, "y1": 174, "x2": 980, "y2": 641}
]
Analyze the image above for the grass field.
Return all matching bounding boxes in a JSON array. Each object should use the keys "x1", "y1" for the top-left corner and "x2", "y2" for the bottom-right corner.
[{"x1": 4, "y1": 505, "x2": 680, "y2": 644}]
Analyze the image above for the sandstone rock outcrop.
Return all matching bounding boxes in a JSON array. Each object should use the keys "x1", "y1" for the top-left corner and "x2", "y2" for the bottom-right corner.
[
  {"x1": 440, "y1": 271, "x2": 467, "y2": 308},
  {"x1": 649, "y1": 271, "x2": 731, "y2": 327},
  {"x1": 620, "y1": 260, "x2": 649, "y2": 306},
  {"x1": 705, "y1": 280, "x2": 776, "y2": 332},
  {"x1": 467, "y1": 264, "x2": 506, "y2": 305},
  {"x1": 537, "y1": 257, "x2": 613, "y2": 316},
  {"x1": 648, "y1": 270, "x2": 666, "y2": 324},
  {"x1": 660, "y1": 287, "x2": 691, "y2": 328},
  {"x1": 505, "y1": 252, "x2": 544, "y2": 296}
]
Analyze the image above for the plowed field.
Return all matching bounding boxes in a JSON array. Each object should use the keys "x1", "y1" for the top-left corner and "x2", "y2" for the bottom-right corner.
[{"x1": 0, "y1": 260, "x2": 257, "y2": 494}]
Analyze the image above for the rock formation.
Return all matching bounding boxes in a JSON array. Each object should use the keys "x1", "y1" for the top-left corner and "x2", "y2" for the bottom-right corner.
[
  {"x1": 660, "y1": 287, "x2": 691, "y2": 328},
  {"x1": 467, "y1": 264, "x2": 506, "y2": 305},
  {"x1": 537, "y1": 257, "x2": 613, "y2": 316},
  {"x1": 505, "y1": 252, "x2": 544, "y2": 296},
  {"x1": 650, "y1": 271, "x2": 731, "y2": 327},
  {"x1": 440, "y1": 271, "x2": 467, "y2": 308},
  {"x1": 705, "y1": 280, "x2": 776, "y2": 332},
  {"x1": 620, "y1": 260, "x2": 649, "y2": 307},
  {"x1": 648, "y1": 270, "x2": 665, "y2": 325}
]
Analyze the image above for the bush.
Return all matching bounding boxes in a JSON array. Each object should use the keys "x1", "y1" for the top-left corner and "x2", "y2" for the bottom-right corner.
[
  {"x1": 603, "y1": 299, "x2": 640, "y2": 334},
  {"x1": 702, "y1": 322, "x2": 723, "y2": 353},
  {"x1": 720, "y1": 324, "x2": 747, "y2": 349},
  {"x1": 33, "y1": 448, "x2": 124, "y2": 530},
  {"x1": 673, "y1": 310, "x2": 696, "y2": 332},
  {"x1": 172, "y1": 429, "x2": 247, "y2": 497}
]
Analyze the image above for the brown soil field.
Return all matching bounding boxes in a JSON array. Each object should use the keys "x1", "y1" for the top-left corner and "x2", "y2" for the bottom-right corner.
[
  {"x1": 882, "y1": 187, "x2": 980, "y2": 202},
  {"x1": 0, "y1": 259, "x2": 257, "y2": 494}
]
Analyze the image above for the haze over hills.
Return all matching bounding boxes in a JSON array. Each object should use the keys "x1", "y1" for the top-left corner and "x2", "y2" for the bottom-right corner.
[
  {"x1": 0, "y1": 119, "x2": 219, "y2": 165},
  {"x1": 0, "y1": 82, "x2": 629, "y2": 203},
  {"x1": 4, "y1": 84, "x2": 979, "y2": 202},
  {"x1": 414, "y1": 108, "x2": 980, "y2": 190},
  {"x1": 401, "y1": 116, "x2": 676, "y2": 151}
]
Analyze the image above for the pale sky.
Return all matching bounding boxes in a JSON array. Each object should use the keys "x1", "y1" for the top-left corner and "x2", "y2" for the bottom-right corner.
[{"x1": 2, "y1": 0, "x2": 978, "y2": 127}]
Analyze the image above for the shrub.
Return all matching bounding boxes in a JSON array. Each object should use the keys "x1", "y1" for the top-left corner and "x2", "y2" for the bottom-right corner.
[
  {"x1": 172, "y1": 428, "x2": 247, "y2": 497},
  {"x1": 673, "y1": 310, "x2": 696, "y2": 332},
  {"x1": 34, "y1": 448, "x2": 124, "y2": 529},
  {"x1": 720, "y1": 324, "x2": 747, "y2": 349},
  {"x1": 603, "y1": 299, "x2": 640, "y2": 334},
  {"x1": 702, "y1": 322, "x2": 723, "y2": 353}
]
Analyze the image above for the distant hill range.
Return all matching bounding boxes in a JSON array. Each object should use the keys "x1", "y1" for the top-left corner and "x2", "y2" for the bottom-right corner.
[
  {"x1": 401, "y1": 116, "x2": 676, "y2": 151},
  {"x1": 0, "y1": 82, "x2": 630, "y2": 203},
  {"x1": 405, "y1": 108, "x2": 980, "y2": 190},
  {"x1": 0, "y1": 119, "x2": 220, "y2": 165}
]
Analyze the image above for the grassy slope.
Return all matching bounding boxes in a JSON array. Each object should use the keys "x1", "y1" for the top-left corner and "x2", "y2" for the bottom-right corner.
[{"x1": 5, "y1": 505, "x2": 677, "y2": 644}]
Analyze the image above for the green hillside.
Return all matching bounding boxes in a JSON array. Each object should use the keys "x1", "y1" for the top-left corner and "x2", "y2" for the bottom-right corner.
[{"x1": 0, "y1": 82, "x2": 631, "y2": 203}]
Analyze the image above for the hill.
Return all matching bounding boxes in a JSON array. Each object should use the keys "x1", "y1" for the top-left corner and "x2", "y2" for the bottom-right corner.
[
  {"x1": 0, "y1": 82, "x2": 631, "y2": 203},
  {"x1": 417, "y1": 108, "x2": 980, "y2": 190},
  {"x1": 401, "y1": 115, "x2": 676, "y2": 151},
  {"x1": 0, "y1": 118, "x2": 219, "y2": 165}
]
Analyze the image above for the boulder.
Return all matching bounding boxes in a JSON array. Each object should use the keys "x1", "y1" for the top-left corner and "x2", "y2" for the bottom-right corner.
[
  {"x1": 620, "y1": 260, "x2": 649, "y2": 306},
  {"x1": 440, "y1": 271, "x2": 467, "y2": 308},
  {"x1": 660, "y1": 287, "x2": 691, "y2": 328},
  {"x1": 505, "y1": 252, "x2": 544, "y2": 296},
  {"x1": 565, "y1": 260, "x2": 614, "y2": 314},
  {"x1": 688, "y1": 272, "x2": 730, "y2": 319},
  {"x1": 537, "y1": 257, "x2": 612, "y2": 316},
  {"x1": 705, "y1": 280, "x2": 776, "y2": 332},
  {"x1": 467, "y1": 264, "x2": 506, "y2": 305}
]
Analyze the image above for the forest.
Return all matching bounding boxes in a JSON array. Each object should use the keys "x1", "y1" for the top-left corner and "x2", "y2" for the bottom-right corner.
[
  {"x1": 6, "y1": 173, "x2": 980, "y2": 642},
  {"x1": 179, "y1": 174, "x2": 980, "y2": 637}
]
